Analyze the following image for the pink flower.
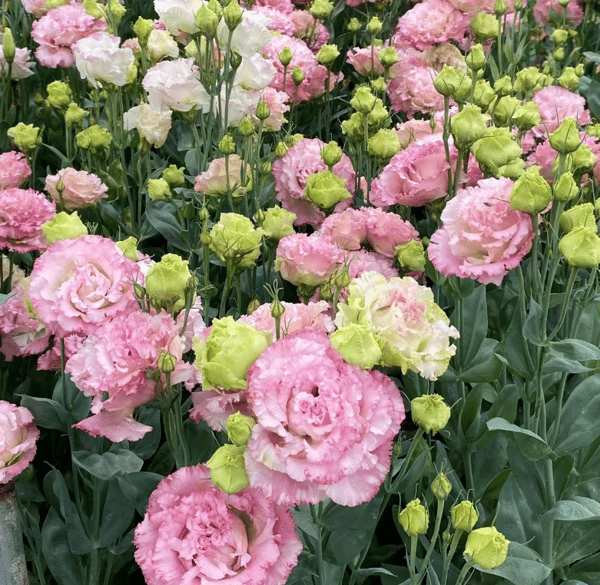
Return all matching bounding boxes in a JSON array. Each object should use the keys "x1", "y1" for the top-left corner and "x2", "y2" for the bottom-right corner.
[
  {"x1": 532, "y1": 0, "x2": 584, "y2": 25},
  {"x1": 0, "y1": 188, "x2": 55, "y2": 253},
  {"x1": 262, "y1": 34, "x2": 338, "y2": 103},
  {"x1": 347, "y1": 46, "x2": 385, "y2": 77},
  {"x1": 0, "y1": 41, "x2": 35, "y2": 79},
  {"x1": 66, "y1": 309, "x2": 187, "y2": 442},
  {"x1": 134, "y1": 464, "x2": 302, "y2": 585},
  {"x1": 271, "y1": 138, "x2": 356, "y2": 227},
  {"x1": 0, "y1": 401, "x2": 39, "y2": 484},
  {"x1": 37, "y1": 333, "x2": 86, "y2": 371},
  {"x1": 346, "y1": 250, "x2": 398, "y2": 280},
  {"x1": 0, "y1": 152, "x2": 31, "y2": 189},
  {"x1": 370, "y1": 135, "x2": 454, "y2": 207},
  {"x1": 428, "y1": 177, "x2": 535, "y2": 285},
  {"x1": 142, "y1": 58, "x2": 211, "y2": 113},
  {"x1": 250, "y1": 87, "x2": 290, "y2": 131},
  {"x1": 20, "y1": 0, "x2": 69, "y2": 17},
  {"x1": 0, "y1": 280, "x2": 50, "y2": 361},
  {"x1": 245, "y1": 330, "x2": 405, "y2": 506},
  {"x1": 276, "y1": 233, "x2": 345, "y2": 289},
  {"x1": 74, "y1": 32, "x2": 135, "y2": 88},
  {"x1": 525, "y1": 138, "x2": 557, "y2": 182},
  {"x1": 251, "y1": 0, "x2": 295, "y2": 14},
  {"x1": 395, "y1": 119, "x2": 439, "y2": 148},
  {"x1": 45, "y1": 168, "x2": 108, "y2": 209},
  {"x1": 28, "y1": 235, "x2": 141, "y2": 337},
  {"x1": 392, "y1": 0, "x2": 469, "y2": 51},
  {"x1": 252, "y1": 6, "x2": 296, "y2": 35},
  {"x1": 194, "y1": 155, "x2": 250, "y2": 197},
  {"x1": 31, "y1": 3, "x2": 107, "y2": 68},
  {"x1": 290, "y1": 10, "x2": 329, "y2": 52}
]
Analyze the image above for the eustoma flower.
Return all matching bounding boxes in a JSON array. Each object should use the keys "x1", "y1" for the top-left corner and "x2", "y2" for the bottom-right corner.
[
  {"x1": 133, "y1": 464, "x2": 302, "y2": 585},
  {"x1": 0, "y1": 401, "x2": 39, "y2": 484},
  {"x1": 244, "y1": 330, "x2": 405, "y2": 506}
]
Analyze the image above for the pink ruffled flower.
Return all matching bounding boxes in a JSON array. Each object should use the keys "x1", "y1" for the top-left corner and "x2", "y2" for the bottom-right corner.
[
  {"x1": 395, "y1": 119, "x2": 439, "y2": 148},
  {"x1": 525, "y1": 138, "x2": 557, "y2": 181},
  {"x1": 37, "y1": 333, "x2": 86, "y2": 371},
  {"x1": 194, "y1": 155, "x2": 249, "y2": 197},
  {"x1": 276, "y1": 233, "x2": 345, "y2": 289},
  {"x1": 271, "y1": 138, "x2": 356, "y2": 227},
  {"x1": 0, "y1": 401, "x2": 39, "y2": 485},
  {"x1": 532, "y1": 0, "x2": 584, "y2": 26},
  {"x1": 0, "y1": 42, "x2": 35, "y2": 79},
  {"x1": 45, "y1": 168, "x2": 108, "y2": 209},
  {"x1": 428, "y1": 177, "x2": 535, "y2": 285},
  {"x1": 0, "y1": 152, "x2": 31, "y2": 189},
  {"x1": 28, "y1": 235, "x2": 141, "y2": 337},
  {"x1": 446, "y1": 0, "x2": 497, "y2": 12},
  {"x1": 392, "y1": 0, "x2": 469, "y2": 51},
  {"x1": 262, "y1": 34, "x2": 338, "y2": 103},
  {"x1": 250, "y1": 87, "x2": 289, "y2": 131},
  {"x1": 20, "y1": 0, "x2": 67, "y2": 17},
  {"x1": 346, "y1": 250, "x2": 398, "y2": 282},
  {"x1": 31, "y1": 3, "x2": 107, "y2": 68},
  {"x1": 290, "y1": 10, "x2": 329, "y2": 52},
  {"x1": 134, "y1": 464, "x2": 302, "y2": 585},
  {"x1": 66, "y1": 309, "x2": 187, "y2": 442},
  {"x1": 252, "y1": 6, "x2": 296, "y2": 35},
  {"x1": 0, "y1": 188, "x2": 55, "y2": 253},
  {"x1": 347, "y1": 46, "x2": 385, "y2": 77},
  {"x1": 0, "y1": 280, "x2": 50, "y2": 361},
  {"x1": 370, "y1": 135, "x2": 454, "y2": 207},
  {"x1": 251, "y1": 0, "x2": 295, "y2": 13},
  {"x1": 245, "y1": 330, "x2": 405, "y2": 506}
]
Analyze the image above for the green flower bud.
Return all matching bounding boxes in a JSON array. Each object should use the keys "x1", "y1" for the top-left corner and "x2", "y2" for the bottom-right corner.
[
  {"x1": 278, "y1": 46, "x2": 293, "y2": 67},
  {"x1": 559, "y1": 227, "x2": 600, "y2": 268},
  {"x1": 370, "y1": 77, "x2": 387, "y2": 93},
  {"x1": 396, "y1": 240, "x2": 426, "y2": 273},
  {"x1": 107, "y1": 0, "x2": 126, "y2": 24},
  {"x1": 321, "y1": 141, "x2": 343, "y2": 168},
  {"x1": 494, "y1": 0, "x2": 508, "y2": 14},
  {"x1": 83, "y1": 0, "x2": 103, "y2": 18},
  {"x1": 513, "y1": 101, "x2": 541, "y2": 130},
  {"x1": 76, "y1": 125, "x2": 112, "y2": 151},
  {"x1": 2, "y1": 27, "x2": 15, "y2": 64},
  {"x1": 560, "y1": 203, "x2": 596, "y2": 233},
  {"x1": 219, "y1": 134, "x2": 237, "y2": 154},
  {"x1": 558, "y1": 67, "x2": 580, "y2": 91},
  {"x1": 571, "y1": 144, "x2": 596, "y2": 171},
  {"x1": 494, "y1": 75, "x2": 513, "y2": 96},
  {"x1": 451, "y1": 501, "x2": 479, "y2": 532},
  {"x1": 257, "y1": 206, "x2": 296, "y2": 243},
  {"x1": 305, "y1": 170, "x2": 351, "y2": 211},
  {"x1": 509, "y1": 166, "x2": 552, "y2": 213},
  {"x1": 549, "y1": 117, "x2": 581, "y2": 154},
  {"x1": 398, "y1": 499, "x2": 429, "y2": 537},
  {"x1": 7, "y1": 123, "x2": 41, "y2": 153},
  {"x1": 473, "y1": 80, "x2": 496, "y2": 110},
  {"x1": 450, "y1": 104, "x2": 488, "y2": 149},
  {"x1": 378, "y1": 47, "x2": 399, "y2": 68},
  {"x1": 432, "y1": 472, "x2": 452, "y2": 500},
  {"x1": 367, "y1": 99, "x2": 389, "y2": 127},
  {"x1": 496, "y1": 158, "x2": 526, "y2": 179},
  {"x1": 46, "y1": 81, "x2": 71, "y2": 109},
  {"x1": 492, "y1": 95, "x2": 521, "y2": 126},
  {"x1": 158, "y1": 352, "x2": 177, "y2": 373},
  {"x1": 471, "y1": 127, "x2": 522, "y2": 176},
  {"x1": 466, "y1": 44, "x2": 486, "y2": 71},
  {"x1": 133, "y1": 16, "x2": 153, "y2": 46},
  {"x1": 575, "y1": 63, "x2": 585, "y2": 77},
  {"x1": 209, "y1": 213, "x2": 264, "y2": 269},
  {"x1": 351, "y1": 86, "x2": 377, "y2": 114},
  {"x1": 551, "y1": 28, "x2": 568, "y2": 45},
  {"x1": 310, "y1": 0, "x2": 333, "y2": 20},
  {"x1": 208, "y1": 0, "x2": 223, "y2": 19},
  {"x1": 367, "y1": 128, "x2": 400, "y2": 161},
  {"x1": 470, "y1": 13, "x2": 499, "y2": 42},
  {"x1": 206, "y1": 444, "x2": 249, "y2": 494},
  {"x1": 145, "y1": 253, "x2": 194, "y2": 312},
  {"x1": 554, "y1": 47, "x2": 565, "y2": 61},
  {"x1": 42, "y1": 212, "x2": 88, "y2": 244},
  {"x1": 147, "y1": 177, "x2": 171, "y2": 201},
  {"x1": 341, "y1": 112, "x2": 365, "y2": 142},
  {"x1": 411, "y1": 394, "x2": 451, "y2": 433},
  {"x1": 347, "y1": 17, "x2": 361, "y2": 33},
  {"x1": 162, "y1": 164, "x2": 185, "y2": 188},
  {"x1": 553, "y1": 171, "x2": 578, "y2": 201},
  {"x1": 193, "y1": 316, "x2": 271, "y2": 390},
  {"x1": 289, "y1": 133, "x2": 304, "y2": 146},
  {"x1": 64, "y1": 102, "x2": 89, "y2": 127},
  {"x1": 226, "y1": 412, "x2": 256, "y2": 446},
  {"x1": 260, "y1": 161, "x2": 272, "y2": 175},
  {"x1": 116, "y1": 236, "x2": 139, "y2": 260},
  {"x1": 465, "y1": 527, "x2": 509, "y2": 570},
  {"x1": 433, "y1": 65, "x2": 470, "y2": 99},
  {"x1": 291, "y1": 66, "x2": 305, "y2": 86},
  {"x1": 274, "y1": 140, "x2": 289, "y2": 157},
  {"x1": 270, "y1": 297, "x2": 286, "y2": 320},
  {"x1": 238, "y1": 116, "x2": 254, "y2": 136},
  {"x1": 514, "y1": 66, "x2": 543, "y2": 95},
  {"x1": 254, "y1": 99, "x2": 270, "y2": 121},
  {"x1": 223, "y1": 0, "x2": 243, "y2": 30},
  {"x1": 558, "y1": 0, "x2": 570, "y2": 6},
  {"x1": 316, "y1": 44, "x2": 339, "y2": 67},
  {"x1": 195, "y1": 5, "x2": 219, "y2": 37},
  {"x1": 367, "y1": 16, "x2": 382, "y2": 34},
  {"x1": 330, "y1": 324, "x2": 383, "y2": 370}
]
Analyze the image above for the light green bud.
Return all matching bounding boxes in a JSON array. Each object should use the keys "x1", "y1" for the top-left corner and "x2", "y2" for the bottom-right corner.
[
  {"x1": 553, "y1": 171, "x2": 578, "y2": 201},
  {"x1": 219, "y1": 134, "x2": 237, "y2": 154},
  {"x1": 494, "y1": 0, "x2": 508, "y2": 14},
  {"x1": 46, "y1": 81, "x2": 72, "y2": 109},
  {"x1": 133, "y1": 17, "x2": 153, "y2": 46},
  {"x1": 470, "y1": 13, "x2": 499, "y2": 42},
  {"x1": 145, "y1": 253, "x2": 194, "y2": 312},
  {"x1": 514, "y1": 66, "x2": 543, "y2": 95},
  {"x1": 558, "y1": 67, "x2": 580, "y2": 91},
  {"x1": 83, "y1": 0, "x2": 103, "y2": 18},
  {"x1": 238, "y1": 116, "x2": 254, "y2": 136},
  {"x1": 321, "y1": 141, "x2": 343, "y2": 168},
  {"x1": 559, "y1": 227, "x2": 600, "y2": 268},
  {"x1": 367, "y1": 128, "x2": 400, "y2": 160},
  {"x1": 162, "y1": 164, "x2": 185, "y2": 188},
  {"x1": 75, "y1": 125, "x2": 112, "y2": 151},
  {"x1": 278, "y1": 46, "x2": 293, "y2": 67},
  {"x1": 571, "y1": 144, "x2": 597, "y2": 172},
  {"x1": 509, "y1": 166, "x2": 552, "y2": 213},
  {"x1": 223, "y1": 0, "x2": 243, "y2": 30},
  {"x1": 116, "y1": 236, "x2": 139, "y2": 260},
  {"x1": 367, "y1": 16, "x2": 382, "y2": 34},
  {"x1": 291, "y1": 66, "x2": 305, "y2": 85},
  {"x1": 330, "y1": 324, "x2": 382, "y2": 370},
  {"x1": 450, "y1": 104, "x2": 488, "y2": 149},
  {"x1": 396, "y1": 240, "x2": 426, "y2": 273},
  {"x1": 370, "y1": 77, "x2": 387, "y2": 93},
  {"x1": 158, "y1": 352, "x2": 177, "y2": 373},
  {"x1": 195, "y1": 5, "x2": 219, "y2": 37},
  {"x1": 310, "y1": 0, "x2": 333, "y2": 19},
  {"x1": 367, "y1": 99, "x2": 389, "y2": 127},
  {"x1": 64, "y1": 102, "x2": 89, "y2": 127},
  {"x1": 42, "y1": 212, "x2": 88, "y2": 244},
  {"x1": 494, "y1": 75, "x2": 513, "y2": 96},
  {"x1": 433, "y1": 65, "x2": 470, "y2": 99},
  {"x1": 7, "y1": 123, "x2": 41, "y2": 153},
  {"x1": 351, "y1": 86, "x2": 377, "y2": 113},
  {"x1": 254, "y1": 99, "x2": 270, "y2": 121},
  {"x1": 226, "y1": 412, "x2": 256, "y2": 446},
  {"x1": 473, "y1": 79, "x2": 496, "y2": 110},
  {"x1": 316, "y1": 44, "x2": 339, "y2": 67},
  {"x1": 432, "y1": 472, "x2": 452, "y2": 500},
  {"x1": 549, "y1": 117, "x2": 581, "y2": 153},
  {"x1": 209, "y1": 213, "x2": 264, "y2": 269},
  {"x1": 466, "y1": 44, "x2": 486, "y2": 71},
  {"x1": 378, "y1": 47, "x2": 399, "y2": 68},
  {"x1": 554, "y1": 47, "x2": 565, "y2": 61},
  {"x1": 347, "y1": 17, "x2": 361, "y2": 33},
  {"x1": 451, "y1": 501, "x2": 479, "y2": 532},
  {"x1": 257, "y1": 206, "x2": 296, "y2": 243},
  {"x1": 471, "y1": 127, "x2": 522, "y2": 176},
  {"x1": 411, "y1": 394, "x2": 451, "y2": 433},
  {"x1": 341, "y1": 112, "x2": 365, "y2": 142},
  {"x1": 513, "y1": 101, "x2": 541, "y2": 130},
  {"x1": 560, "y1": 203, "x2": 596, "y2": 232},
  {"x1": 147, "y1": 177, "x2": 171, "y2": 201},
  {"x1": 465, "y1": 527, "x2": 509, "y2": 570},
  {"x1": 398, "y1": 499, "x2": 429, "y2": 537},
  {"x1": 305, "y1": 170, "x2": 351, "y2": 210},
  {"x1": 552, "y1": 27, "x2": 568, "y2": 45},
  {"x1": 2, "y1": 27, "x2": 15, "y2": 64},
  {"x1": 206, "y1": 444, "x2": 249, "y2": 494},
  {"x1": 492, "y1": 95, "x2": 521, "y2": 126}
]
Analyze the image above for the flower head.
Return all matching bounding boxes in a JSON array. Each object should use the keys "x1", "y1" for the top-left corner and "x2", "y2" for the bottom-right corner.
[{"x1": 0, "y1": 401, "x2": 39, "y2": 484}]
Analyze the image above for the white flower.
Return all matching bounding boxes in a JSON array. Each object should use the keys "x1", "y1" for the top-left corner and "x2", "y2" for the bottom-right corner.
[
  {"x1": 123, "y1": 104, "x2": 172, "y2": 147},
  {"x1": 234, "y1": 53, "x2": 276, "y2": 91},
  {"x1": 216, "y1": 10, "x2": 272, "y2": 59},
  {"x1": 154, "y1": 0, "x2": 207, "y2": 34},
  {"x1": 147, "y1": 28, "x2": 179, "y2": 62}
]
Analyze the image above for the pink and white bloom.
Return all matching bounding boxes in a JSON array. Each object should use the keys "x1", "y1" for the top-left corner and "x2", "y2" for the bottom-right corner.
[
  {"x1": 45, "y1": 168, "x2": 108, "y2": 209},
  {"x1": 0, "y1": 34, "x2": 35, "y2": 79},
  {"x1": 123, "y1": 104, "x2": 173, "y2": 148},
  {"x1": 0, "y1": 152, "x2": 31, "y2": 189},
  {"x1": 532, "y1": 0, "x2": 584, "y2": 26},
  {"x1": 216, "y1": 10, "x2": 273, "y2": 59},
  {"x1": 154, "y1": 0, "x2": 206, "y2": 35},
  {"x1": 28, "y1": 235, "x2": 141, "y2": 337},
  {"x1": 250, "y1": 87, "x2": 289, "y2": 131},
  {"x1": 244, "y1": 330, "x2": 405, "y2": 506},
  {"x1": 0, "y1": 188, "x2": 55, "y2": 253},
  {"x1": 0, "y1": 401, "x2": 39, "y2": 484},
  {"x1": 147, "y1": 28, "x2": 179, "y2": 62},
  {"x1": 134, "y1": 464, "x2": 302, "y2": 585},
  {"x1": 74, "y1": 32, "x2": 134, "y2": 88},
  {"x1": 428, "y1": 177, "x2": 535, "y2": 285}
]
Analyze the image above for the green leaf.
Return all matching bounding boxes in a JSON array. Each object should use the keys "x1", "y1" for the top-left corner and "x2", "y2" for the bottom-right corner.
[
  {"x1": 451, "y1": 285, "x2": 488, "y2": 369},
  {"x1": 523, "y1": 299, "x2": 545, "y2": 347},
  {"x1": 501, "y1": 303, "x2": 535, "y2": 380},
  {"x1": 544, "y1": 497, "x2": 600, "y2": 523},
  {"x1": 457, "y1": 339, "x2": 503, "y2": 383},
  {"x1": 552, "y1": 374, "x2": 600, "y2": 456},
  {"x1": 566, "y1": 552, "x2": 600, "y2": 584},
  {"x1": 487, "y1": 418, "x2": 556, "y2": 461},
  {"x1": 506, "y1": 443, "x2": 546, "y2": 516},
  {"x1": 19, "y1": 395, "x2": 69, "y2": 431},
  {"x1": 473, "y1": 543, "x2": 550, "y2": 585},
  {"x1": 51, "y1": 374, "x2": 92, "y2": 423},
  {"x1": 97, "y1": 479, "x2": 135, "y2": 548},
  {"x1": 72, "y1": 449, "x2": 144, "y2": 481},
  {"x1": 322, "y1": 489, "x2": 384, "y2": 566},
  {"x1": 553, "y1": 519, "x2": 600, "y2": 566},
  {"x1": 116, "y1": 471, "x2": 163, "y2": 515},
  {"x1": 130, "y1": 407, "x2": 161, "y2": 460},
  {"x1": 579, "y1": 76, "x2": 600, "y2": 122},
  {"x1": 41, "y1": 509, "x2": 86, "y2": 585},
  {"x1": 544, "y1": 339, "x2": 600, "y2": 374},
  {"x1": 144, "y1": 201, "x2": 189, "y2": 251}
]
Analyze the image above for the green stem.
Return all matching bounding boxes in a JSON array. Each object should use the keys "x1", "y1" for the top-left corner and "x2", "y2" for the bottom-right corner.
[
  {"x1": 415, "y1": 498, "x2": 445, "y2": 583},
  {"x1": 442, "y1": 529, "x2": 464, "y2": 585},
  {"x1": 546, "y1": 266, "x2": 578, "y2": 343},
  {"x1": 455, "y1": 560, "x2": 475, "y2": 585},
  {"x1": 408, "y1": 534, "x2": 418, "y2": 584},
  {"x1": 310, "y1": 503, "x2": 325, "y2": 585}
]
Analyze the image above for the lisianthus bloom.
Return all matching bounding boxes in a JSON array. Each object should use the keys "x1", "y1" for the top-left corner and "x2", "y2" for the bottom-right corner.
[
  {"x1": 0, "y1": 401, "x2": 39, "y2": 484},
  {"x1": 154, "y1": 0, "x2": 206, "y2": 35},
  {"x1": 123, "y1": 104, "x2": 172, "y2": 148},
  {"x1": 66, "y1": 309, "x2": 188, "y2": 442},
  {"x1": 31, "y1": 3, "x2": 107, "y2": 68},
  {"x1": 0, "y1": 188, "x2": 56, "y2": 253},
  {"x1": 335, "y1": 272, "x2": 459, "y2": 380},
  {"x1": 0, "y1": 39, "x2": 35, "y2": 80},
  {"x1": 347, "y1": 46, "x2": 385, "y2": 77},
  {"x1": 45, "y1": 168, "x2": 108, "y2": 209},
  {"x1": 370, "y1": 135, "x2": 455, "y2": 207},
  {"x1": 28, "y1": 235, "x2": 141, "y2": 337},
  {"x1": 428, "y1": 177, "x2": 535, "y2": 286},
  {"x1": 244, "y1": 330, "x2": 405, "y2": 506},
  {"x1": 194, "y1": 156, "x2": 252, "y2": 199},
  {"x1": 216, "y1": 9, "x2": 273, "y2": 60},
  {"x1": 20, "y1": 0, "x2": 71, "y2": 17},
  {"x1": 134, "y1": 464, "x2": 302, "y2": 585},
  {"x1": 271, "y1": 137, "x2": 355, "y2": 227},
  {"x1": 250, "y1": 87, "x2": 289, "y2": 132},
  {"x1": 532, "y1": 0, "x2": 584, "y2": 26},
  {"x1": 0, "y1": 152, "x2": 31, "y2": 189}
]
